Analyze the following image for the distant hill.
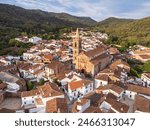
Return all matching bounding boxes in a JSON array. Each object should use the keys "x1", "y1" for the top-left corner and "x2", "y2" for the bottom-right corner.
[
  {"x1": 0, "y1": 3, "x2": 97, "y2": 33},
  {"x1": 94, "y1": 17, "x2": 150, "y2": 47},
  {"x1": 98, "y1": 17, "x2": 135, "y2": 28}
]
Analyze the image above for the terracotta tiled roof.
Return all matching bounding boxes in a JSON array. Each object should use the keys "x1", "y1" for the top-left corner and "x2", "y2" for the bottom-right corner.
[
  {"x1": 46, "y1": 61, "x2": 64, "y2": 69},
  {"x1": 76, "y1": 99, "x2": 89, "y2": 106},
  {"x1": 139, "y1": 54, "x2": 150, "y2": 60},
  {"x1": 84, "y1": 92, "x2": 103, "y2": 107},
  {"x1": 108, "y1": 108, "x2": 116, "y2": 113},
  {"x1": 84, "y1": 46, "x2": 105, "y2": 58},
  {"x1": 143, "y1": 73, "x2": 150, "y2": 79},
  {"x1": 55, "y1": 73, "x2": 66, "y2": 80},
  {"x1": 0, "y1": 64, "x2": 17, "y2": 72},
  {"x1": 133, "y1": 95, "x2": 150, "y2": 112},
  {"x1": 46, "y1": 98, "x2": 68, "y2": 113},
  {"x1": 97, "y1": 84, "x2": 124, "y2": 94},
  {"x1": 108, "y1": 47, "x2": 120, "y2": 55},
  {"x1": 21, "y1": 89, "x2": 40, "y2": 97},
  {"x1": 0, "y1": 108, "x2": 16, "y2": 113},
  {"x1": 126, "y1": 84, "x2": 150, "y2": 96},
  {"x1": 35, "y1": 98, "x2": 44, "y2": 105},
  {"x1": 105, "y1": 93, "x2": 129, "y2": 113},
  {"x1": 69, "y1": 79, "x2": 92, "y2": 91},
  {"x1": 95, "y1": 74, "x2": 110, "y2": 82},
  {"x1": 99, "y1": 68, "x2": 114, "y2": 74},
  {"x1": 90, "y1": 53, "x2": 111, "y2": 65},
  {"x1": 0, "y1": 83, "x2": 7, "y2": 90},
  {"x1": 109, "y1": 59, "x2": 130, "y2": 71},
  {"x1": 72, "y1": 98, "x2": 90, "y2": 113},
  {"x1": 38, "y1": 82, "x2": 64, "y2": 98},
  {"x1": 29, "y1": 64, "x2": 41, "y2": 70},
  {"x1": 83, "y1": 106, "x2": 102, "y2": 113},
  {"x1": 133, "y1": 49, "x2": 150, "y2": 55},
  {"x1": 33, "y1": 70, "x2": 44, "y2": 75},
  {"x1": 43, "y1": 54, "x2": 53, "y2": 60}
]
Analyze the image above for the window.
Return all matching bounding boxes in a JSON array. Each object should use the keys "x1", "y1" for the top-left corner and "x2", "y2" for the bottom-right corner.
[{"x1": 74, "y1": 42, "x2": 77, "y2": 47}]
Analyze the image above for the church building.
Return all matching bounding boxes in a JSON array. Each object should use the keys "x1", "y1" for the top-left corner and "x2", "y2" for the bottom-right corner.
[{"x1": 72, "y1": 28, "x2": 113, "y2": 77}]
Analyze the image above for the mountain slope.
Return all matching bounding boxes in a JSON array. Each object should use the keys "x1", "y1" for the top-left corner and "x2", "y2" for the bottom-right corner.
[
  {"x1": 98, "y1": 17, "x2": 135, "y2": 28},
  {"x1": 0, "y1": 3, "x2": 97, "y2": 32},
  {"x1": 95, "y1": 17, "x2": 150, "y2": 46}
]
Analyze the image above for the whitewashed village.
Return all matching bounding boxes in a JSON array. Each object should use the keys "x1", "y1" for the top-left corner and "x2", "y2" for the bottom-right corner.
[{"x1": 0, "y1": 28, "x2": 150, "y2": 113}]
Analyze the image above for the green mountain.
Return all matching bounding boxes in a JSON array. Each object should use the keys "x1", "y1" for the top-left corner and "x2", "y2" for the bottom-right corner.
[
  {"x1": 97, "y1": 17, "x2": 134, "y2": 29},
  {"x1": 94, "y1": 17, "x2": 150, "y2": 47},
  {"x1": 0, "y1": 3, "x2": 97, "y2": 31}
]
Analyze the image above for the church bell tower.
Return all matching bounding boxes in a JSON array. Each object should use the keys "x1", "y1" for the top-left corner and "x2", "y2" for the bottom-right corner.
[{"x1": 72, "y1": 28, "x2": 81, "y2": 67}]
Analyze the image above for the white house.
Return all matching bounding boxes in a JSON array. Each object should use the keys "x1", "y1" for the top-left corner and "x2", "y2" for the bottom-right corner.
[
  {"x1": 0, "y1": 71, "x2": 26, "y2": 92},
  {"x1": 57, "y1": 72, "x2": 81, "y2": 87},
  {"x1": 21, "y1": 89, "x2": 41, "y2": 107},
  {"x1": 37, "y1": 82, "x2": 64, "y2": 106},
  {"x1": 29, "y1": 64, "x2": 44, "y2": 74},
  {"x1": 0, "y1": 57, "x2": 11, "y2": 65},
  {"x1": 29, "y1": 36, "x2": 42, "y2": 44},
  {"x1": 19, "y1": 64, "x2": 45, "y2": 82},
  {"x1": 125, "y1": 84, "x2": 150, "y2": 100},
  {"x1": 32, "y1": 70, "x2": 45, "y2": 82},
  {"x1": 96, "y1": 84, "x2": 124, "y2": 99},
  {"x1": 141, "y1": 73, "x2": 150, "y2": 88},
  {"x1": 72, "y1": 99, "x2": 91, "y2": 113},
  {"x1": 44, "y1": 61, "x2": 65, "y2": 76},
  {"x1": 23, "y1": 52, "x2": 36, "y2": 60},
  {"x1": 21, "y1": 82, "x2": 65, "y2": 113},
  {"x1": 100, "y1": 93, "x2": 129, "y2": 113},
  {"x1": 68, "y1": 79, "x2": 93, "y2": 101},
  {"x1": 95, "y1": 74, "x2": 110, "y2": 88}
]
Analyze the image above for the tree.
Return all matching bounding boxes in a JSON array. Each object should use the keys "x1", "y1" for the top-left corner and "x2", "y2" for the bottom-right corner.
[
  {"x1": 27, "y1": 81, "x2": 34, "y2": 91},
  {"x1": 0, "y1": 80, "x2": 3, "y2": 84},
  {"x1": 17, "y1": 48, "x2": 24, "y2": 56},
  {"x1": 21, "y1": 32, "x2": 27, "y2": 36},
  {"x1": 53, "y1": 78, "x2": 61, "y2": 86},
  {"x1": 9, "y1": 39, "x2": 23, "y2": 47},
  {"x1": 142, "y1": 62, "x2": 150, "y2": 72},
  {"x1": 130, "y1": 68, "x2": 140, "y2": 78},
  {"x1": 38, "y1": 78, "x2": 45, "y2": 85},
  {"x1": 9, "y1": 39, "x2": 16, "y2": 46}
]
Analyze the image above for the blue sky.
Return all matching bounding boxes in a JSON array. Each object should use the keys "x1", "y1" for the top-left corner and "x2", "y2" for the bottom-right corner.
[{"x1": 0, "y1": 0, "x2": 150, "y2": 21}]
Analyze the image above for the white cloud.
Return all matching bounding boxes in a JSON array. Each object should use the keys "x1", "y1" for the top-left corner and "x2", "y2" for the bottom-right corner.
[{"x1": 118, "y1": 2, "x2": 150, "y2": 19}]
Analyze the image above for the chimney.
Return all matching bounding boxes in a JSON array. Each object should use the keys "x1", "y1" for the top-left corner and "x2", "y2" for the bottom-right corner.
[
  {"x1": 77, "y1": 98, "x2": 81, "y2": 102},
  {"x1": 121, "y1": 107, "x2": 124, "y2": 111},
  {"x1": 57, "y1": 108, "x2": 60, "y2": 113}
]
